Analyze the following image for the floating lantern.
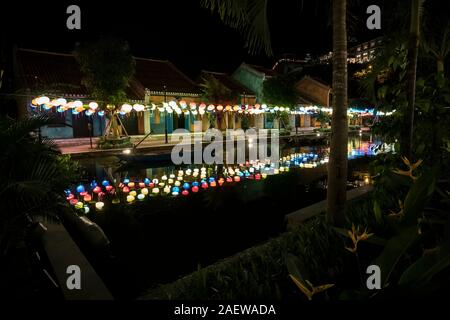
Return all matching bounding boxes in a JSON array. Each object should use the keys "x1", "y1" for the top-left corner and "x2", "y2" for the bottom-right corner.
[
  {"x1": 93, "y1": 186, "x2": 101, "y2": 194},
  {"x1": 216, "y1": 105, "x2": 223, "y2": 111},
  {"x1": 137, "y1": 194, "x2": 145, "y2": 201},
  {"x1": 89, "y1": 102, "x2": 98, "y2": 110},
  {"x1": 192, "y1": 186, "x2": 199, "y2": 193},
  {"x1": 234, "y1": 176, "x2": 241, "y2": 182},
  {"x1": 182, "y1": 190, "x2": 189, "y2": 196},
  {"x1": 152, "y1": 188, "x2": 160, "y2": 194},
  {"x1": 84, "y1": 206, "x2": 90, "y2": 214},
  {"x1": 95, "y1": 202, "x2": 105, "y2": 210},
  {"x1": 129, "y1": 190, "x2": 137, "y2": 197},
  {"x1": 76, "y1": 184, "x2": 85, "y2": 193},
  {"x1": 201, "y1": 182, "x2": 208, "y2": 189},
  {"x1": 102, "y1": 180, "x2": 110, "y2": 187},
  {"x1": 126, "y1": 195, "x2": 135, "y2": 203},
  {"x1": 123, "y1": 186, "x2": 130, "y2": 193},
  {"x1": 163, "y1": 186, "x2": 171, "y2": 194},
  {"x1": 139, "y1": 182, "x2": 145, "y2": 188},
  {"x1": 128, "y1": 182, "x2": 135, "y2": 188},
  {"x1": 106, "y1": 185, "x2": 113, "y2": 192},
  {"x1": 83, "y1": 194, "x2": 92, "y2": 202},
  {"x1": 182, "y1": 182, "x2": 190, "y2": 190},
  {"x1": 141, "y1": 188, "x2": 149, "y2": 195},
  {"x1": 70, "y1": 199, "x2": 78, "y2": 206},
  {"x1": 66, "y1": 194, "x2": 75, "y2": 200},
  {"x1": 75, "y1": 202, "x2": 84, "y2": 209},
  {"x1": 210, "y1": 181, "x2": 217, "y2": 187},
  {"x1": 226, "y1": 177, "x2": 233, "y2": 183}
]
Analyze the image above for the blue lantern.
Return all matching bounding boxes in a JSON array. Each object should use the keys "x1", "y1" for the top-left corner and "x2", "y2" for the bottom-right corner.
[
  {"x1": 76, "y1": 184, "x2": 85, "y2": 193},
  {"x1": 144, "y1": 177, "x2": 150, "y2": 185},
  {"x1": 90, "y1": 180, "x2": 98, "y2": 189},
  {"x1": 123, "y1": 178, "x2": 130, "y2": 184},
  {"x1": 192, "y1": 181, "x2": 199, "y2": 187},
  {"x1": 182, "y1": 182, "x2": 190, "y2": 190},
  {"x1": 102, "y1": 180, "x2": 110, "y2": 187},
  {"x1": 172, "y1": 186, "x2": 180, "y2": 193}
]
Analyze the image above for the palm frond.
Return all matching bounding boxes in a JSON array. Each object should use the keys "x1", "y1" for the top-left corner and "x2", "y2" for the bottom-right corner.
[{"x1": 200, "y1": 0, "x2": 272, "y2": 56}]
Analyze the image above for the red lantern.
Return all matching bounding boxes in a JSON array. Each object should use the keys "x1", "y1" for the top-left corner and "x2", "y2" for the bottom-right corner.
[
  {"x1": 106, "y1": 185, "x2": 113, "y2": 192},
  {"x1": 83, "y1": 194, "x2": 92, "y2": 202},
  {"x1": 149, "y1": 182, "x2": 155, "y2": 188},
  {"x1": 201, "y1": 182, "x2": 208, "y2": 189},
  {"x1": 93, "y1": 186, "x2": 101, "y2": 194},
  {"x1": 226, "y1": 177, "x2": 233, "y2": 183},
  {"x1": 70, "y1": 199, "x2": 78, "y2": 206},
  {"x1": 123, "y1": 186, "x2": 130, "y2": 193},
  {"x1": 192, "y1": 186, "x2": 199, "y2": 193},
  {"x1": 234, "y1": 176, "x2": 241, "y2": 182},
  {"x1": 182, "y1": 190, "x2": 189, "y2": 196},
  {"x1": 66, "y1": 194, "x2": 74, "y2": 200},
  {"x1": 255, "y1": 174, "x2": 261, "y2": 180}
]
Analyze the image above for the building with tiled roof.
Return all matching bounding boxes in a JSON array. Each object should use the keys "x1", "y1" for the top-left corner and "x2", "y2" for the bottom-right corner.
[
  {"x1": 198, "y1": 70, "x2": 256, "y2": 105},
  {"x1": 14, "y1": 48, "x2": 203, "y2": 138}
]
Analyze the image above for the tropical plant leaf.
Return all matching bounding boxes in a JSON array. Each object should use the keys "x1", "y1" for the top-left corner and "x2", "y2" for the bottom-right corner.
[
  {"x1": 399, "y1": 240, "x2": 450, "y2": 286},
  {"x1": 373, "y1": 226, "x2": 420, "y2": 287}
]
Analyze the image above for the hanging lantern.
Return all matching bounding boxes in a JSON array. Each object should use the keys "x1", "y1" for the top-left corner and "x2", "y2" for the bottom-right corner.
[
  {"x1": 133, "y1": 104, "x2": 145, "y2": 112},
  {"x1": 89, "y1": 102, "x2": 99, "y2": 110},
  {"x1": 121, "y1": 104, "x2": 133, "y2": 113},
  {"x1": 216, "y1": 105, "x2": 223, "y2": 111}
]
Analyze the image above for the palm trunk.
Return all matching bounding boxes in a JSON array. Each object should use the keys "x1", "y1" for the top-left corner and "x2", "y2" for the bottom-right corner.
[
  {"x1": 327, "y1": 0, "x2": 348, "y2": 226},
  {"x1": 437, "y1": 58, "x2": 444, "y2": 75},
  {"x1": 402, "y1": 0, "x2": 421, "y2": 160}
]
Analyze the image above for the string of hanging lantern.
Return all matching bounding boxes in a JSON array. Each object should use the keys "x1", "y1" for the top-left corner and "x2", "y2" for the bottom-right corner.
[{"x1": 30, "y1": 95, "x2": 395, "y2": 118}]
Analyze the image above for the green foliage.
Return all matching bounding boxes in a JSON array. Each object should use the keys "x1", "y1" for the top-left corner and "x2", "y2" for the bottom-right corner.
[
  {"x1": 200, "y1": 0, "x2": 272, "y2": 56},
  {"x1": 200, "y1": 74, "x2": 239, "y2": 105},
  {"x1": 0, "y1": 115, "x2": 79, "y2": 256},
  {"x1": 74, "y1": 37, "x2": 135, "y2": 107},
  {"x1": 142, "y1": 217, "x2": 345, "y2": 300},
  {"x1": 262, "y1": 75, "x2": 298, "y2": 107}
]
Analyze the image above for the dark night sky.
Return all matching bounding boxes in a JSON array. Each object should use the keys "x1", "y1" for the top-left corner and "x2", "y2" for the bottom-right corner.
[{"x1": 1, "y1": 0, "x2": 383, "y2": 78}]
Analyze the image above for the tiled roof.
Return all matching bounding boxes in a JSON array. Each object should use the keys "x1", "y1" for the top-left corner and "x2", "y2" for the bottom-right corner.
[
  {"x1": 16, "y1": 49, "x2": 88, "y2": 97},
  {"x1": 16, "y1": 48, "x2": 201, "y2": 100},
  {"x1": 242, "y1": 63, "x2": 277, "y2": 77},
  {"x1": 200, "y1": 70, "x2": 255, "y2": 96},
  {"x1": 134, "y1": 57, "x2": 201, "y2": 95}
]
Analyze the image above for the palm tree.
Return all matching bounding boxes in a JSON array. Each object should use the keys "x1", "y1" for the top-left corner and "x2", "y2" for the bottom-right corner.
[
  {"x1": 201, "y1": 0, "x2": 350, "y2": 225},
  {"x1": 0, "y1": 114, "x2": 78, "y2": 258},
  {"x1": 421, "y1": 0, "x2": 450, "y2": 75},
  {"x1": 402, "y1": 0, "x2": 424, "y2": 160},
  {"x1": 326, "y1": 0, "x2": 348, "y2": 226}
]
